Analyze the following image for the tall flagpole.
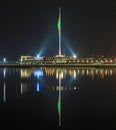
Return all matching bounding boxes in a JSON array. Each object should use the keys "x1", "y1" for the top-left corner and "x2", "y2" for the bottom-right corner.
[{"x1": 58, "y1": 7, "x2": 61, "y2": 56}]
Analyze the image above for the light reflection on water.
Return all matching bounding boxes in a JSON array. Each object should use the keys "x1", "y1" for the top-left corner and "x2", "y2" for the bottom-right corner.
[
  {"x1": 20, "y1": 67, "x2": 114, "y2": 80},
  {"x1": 18, "y1": 67, "x2": 115, "y2": 94},
  {"x1": 0, "y1": 67, "x2": 116, "y2": 129}
]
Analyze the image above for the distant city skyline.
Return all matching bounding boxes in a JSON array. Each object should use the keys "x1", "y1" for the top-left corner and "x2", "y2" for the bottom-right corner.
[{"x1": 0, "y1": 0, "x2": 116, "y2": 60}]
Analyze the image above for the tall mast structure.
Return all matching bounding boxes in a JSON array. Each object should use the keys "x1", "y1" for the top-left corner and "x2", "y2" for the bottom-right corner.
[{"x1": 57, "y1": 7, "x2": 61, "y2": 56}]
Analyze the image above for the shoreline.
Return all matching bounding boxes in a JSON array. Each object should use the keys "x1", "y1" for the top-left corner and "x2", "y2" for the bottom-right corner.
[{"x1": 0, "y1": 63, "x2": 116, "y2": 68}]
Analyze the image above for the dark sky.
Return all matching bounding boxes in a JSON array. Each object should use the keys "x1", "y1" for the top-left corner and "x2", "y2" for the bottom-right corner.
[{"x1": 0, "y1": 0, "x2": 116, "y2": 60}]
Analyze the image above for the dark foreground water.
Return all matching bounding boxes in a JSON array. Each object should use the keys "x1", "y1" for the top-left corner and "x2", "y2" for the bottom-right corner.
[{"x1": 0, "y1": 67, "x2": 116, "y2": 129}]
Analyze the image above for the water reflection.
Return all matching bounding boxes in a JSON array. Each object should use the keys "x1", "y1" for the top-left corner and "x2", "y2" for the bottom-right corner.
[
  {"x1": 19, "y1": 67, "x2": 116, "y2": 127},
  {"x1": 1, "y1": 67, "x2": 116, "y2": 102},
  {"x1": 58, "y1": 70, "x2": 62, "y2": 127},
  {"x1": 20, "y1": 68, "x2": 115, "y2": 79},
  {"x1": 21, "y1": 68, "x2": 34, "y2": 78},
  {"x1": 3, "y1": 68, "x2": 6, "y2": 103},
  {"x1": 1, "y1": 67, "x2": 116, "y2": 127},
  {"x1": 19, "y1": 67, "x2": 116, "y2": 95},
  {"x1": 44, "y1": 67, "x2": 114, "y2": 79}
]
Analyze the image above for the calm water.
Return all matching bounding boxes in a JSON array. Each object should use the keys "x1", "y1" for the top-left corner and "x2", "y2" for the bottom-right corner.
[{"x1": 0, "y1": 67, "x2": 116, "y2": 129}]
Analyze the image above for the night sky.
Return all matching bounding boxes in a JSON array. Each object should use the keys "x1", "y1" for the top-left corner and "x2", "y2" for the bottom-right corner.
[{"x1": 0, "y1": 0, "x2": 116, "y2": 60}]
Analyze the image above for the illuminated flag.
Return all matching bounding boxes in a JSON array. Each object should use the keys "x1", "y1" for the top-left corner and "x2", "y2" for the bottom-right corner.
[{"x1": 57, "y1": 15, "x2": 61, "y2": 36}]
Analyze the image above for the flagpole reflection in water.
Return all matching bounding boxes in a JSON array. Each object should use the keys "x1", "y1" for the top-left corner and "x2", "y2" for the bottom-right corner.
[
  {"x1": 58, "y1": 72, "x2": 61, "y2": 127},
  {"x1": 3, "y1": 68, "x2": 6, "y2": 103}
]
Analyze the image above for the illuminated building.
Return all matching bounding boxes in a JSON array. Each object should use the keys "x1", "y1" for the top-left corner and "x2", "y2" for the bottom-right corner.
[{"x1": 19, "y1": 8, "x2": 116, "y2": 66}]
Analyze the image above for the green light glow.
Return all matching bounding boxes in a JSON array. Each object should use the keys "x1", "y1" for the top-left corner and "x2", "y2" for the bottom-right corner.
[
  {"x1": 57, "y1": 16, "x2": 61, "y2": 35},
  {"x1": 58, "y1": 98, "x2": 61, "y2": 113}
]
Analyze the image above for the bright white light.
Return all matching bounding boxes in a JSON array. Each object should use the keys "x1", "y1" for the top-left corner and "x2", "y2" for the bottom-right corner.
[
  {"x1": 73, "y1": 70, "x2": 76, "y2": 79},
  {"x1": 37, "y1": 54, "x2": 40, "y2": 57},
  {"x1": 3, "y1": 58, "x2": 6, "y2": 62},
  {"x1": 34, "y1": 70, "x2": 44, "y2": 79},
  {"x1": 73, "y1": 55, "x2": 77, "y2": 58}
]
